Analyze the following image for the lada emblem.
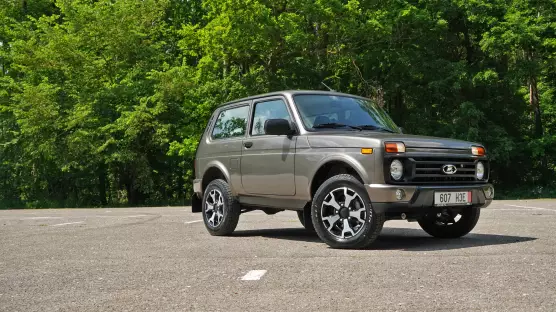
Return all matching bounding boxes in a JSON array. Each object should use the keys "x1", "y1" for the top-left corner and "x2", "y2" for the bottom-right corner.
[{"x1": 442, "y1": 164, "x2": 457, "y2": 175}]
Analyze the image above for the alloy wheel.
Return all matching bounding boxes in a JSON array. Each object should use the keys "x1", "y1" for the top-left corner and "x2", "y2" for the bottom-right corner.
[
  {"x1": 205, "y1": 189, "x2": 224, "y2": 227},
  {"x1": 320, "y1": 187, "x2": 368, "y2": 238}
]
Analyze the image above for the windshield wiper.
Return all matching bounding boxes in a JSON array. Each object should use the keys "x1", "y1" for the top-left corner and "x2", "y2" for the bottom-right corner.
[
  {"x1": 313, "y1": 123, "x2": 362, "y2": 130},
  {"x1": 356, "y1": 124, "x2": 396, "y2": 133}
]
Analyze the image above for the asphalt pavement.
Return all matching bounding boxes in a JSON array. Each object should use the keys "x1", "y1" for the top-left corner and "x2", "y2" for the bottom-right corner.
[{"x1": 1, "y1": 199, "x2": 555, "y2": 311}]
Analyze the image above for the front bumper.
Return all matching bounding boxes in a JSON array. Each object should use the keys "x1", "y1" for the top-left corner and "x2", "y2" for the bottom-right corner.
[{"x1": 366, "y1": 183, "x2": 494, "y2": 214}]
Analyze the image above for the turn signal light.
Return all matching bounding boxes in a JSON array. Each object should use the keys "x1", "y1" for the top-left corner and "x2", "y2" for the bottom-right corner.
[
  {"x1": 472, "y1": 146, "x2": 485, "y2": 156},
  {"x1": 385, "y1": 142, "x2": 405, "y2": 153},
  {"x1": 361, "y1": 148, "x2": 373, "y2": 154}
]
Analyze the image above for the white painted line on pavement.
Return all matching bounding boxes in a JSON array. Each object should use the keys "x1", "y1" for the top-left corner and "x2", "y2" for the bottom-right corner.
[
  {"x1": 71, "y1": 215, "x2": 150, "y2": 219},
  {"x1": 505, "y1": 204, "x2": 555, "y2": 211},
  {"x1": 490, "y1": 209, "x2": 555, "y2": 213},
  {"x1": 184, "y1": 220, "x2": 203, "y2": 224},
  {"x1": 160, "y1": 215, "x2": 195, "y2": 217},
  {"x1": 22, "y1": 217, "x2": 63, "y2": 220},
  {"x1": 51, "y1": 221, "x2": 85, "y2": 227},
  {"x1": 241, "y1": 270, "x2": 267, "y2": 281}
]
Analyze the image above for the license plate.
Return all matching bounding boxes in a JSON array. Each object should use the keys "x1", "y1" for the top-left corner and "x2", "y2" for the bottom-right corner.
[{"x1": 434, "y1": 191, "x2": 472, "y2": 206}]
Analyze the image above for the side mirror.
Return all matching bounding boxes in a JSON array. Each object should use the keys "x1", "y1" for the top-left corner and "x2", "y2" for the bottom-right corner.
[
  {"x1": 264, "y1": 119, "x2": 295, "y2": 136},
  {"x1": 398, "y1": 127, "x2": 405, "y2": 134}
]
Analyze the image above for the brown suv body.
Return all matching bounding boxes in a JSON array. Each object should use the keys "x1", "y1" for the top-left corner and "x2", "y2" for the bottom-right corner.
[{"x1": 192, "y1": 90, "x2": 493, "y2": 248}]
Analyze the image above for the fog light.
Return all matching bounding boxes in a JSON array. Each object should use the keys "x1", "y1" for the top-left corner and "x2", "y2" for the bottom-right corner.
[
  {"x1": 485, "y1": 186, "x2": 494, "y2": 199},
  {"x1": 395, "y1": 189, "x2": 405, "y2": 200}
]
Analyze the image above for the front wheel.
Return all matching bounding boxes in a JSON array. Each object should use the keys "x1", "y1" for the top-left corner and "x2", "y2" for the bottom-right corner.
[
  {"x1": 311, "y1": 174, "x2": 384, "y2": 249},
  {"x1": 418, "y1": 206, "x2": 480, "y2": 238}
]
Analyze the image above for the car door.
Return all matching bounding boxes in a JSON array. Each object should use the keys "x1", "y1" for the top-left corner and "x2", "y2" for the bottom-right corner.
[{"x1": 240, "y1": 97, "x2": 296, "y2": 195}]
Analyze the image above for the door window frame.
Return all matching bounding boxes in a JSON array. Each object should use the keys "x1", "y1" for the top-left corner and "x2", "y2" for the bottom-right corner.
[{"x1": 248, "y1": 96, "x2": 298, "y2": 137}]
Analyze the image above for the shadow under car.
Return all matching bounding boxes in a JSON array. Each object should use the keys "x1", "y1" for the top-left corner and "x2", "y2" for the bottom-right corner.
[{"x1": 232, "y1": 227, "x2": 536, "y2": 251}]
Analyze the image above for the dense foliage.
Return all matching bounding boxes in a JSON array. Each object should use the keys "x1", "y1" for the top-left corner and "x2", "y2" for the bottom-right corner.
[{"x1": 1, "y1": 0, "x2": 555, "y2": 208}]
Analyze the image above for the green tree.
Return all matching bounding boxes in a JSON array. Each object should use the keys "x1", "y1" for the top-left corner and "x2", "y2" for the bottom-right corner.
[{"x1": 1, "y1": 0, "x2": 555, "y2": 208}]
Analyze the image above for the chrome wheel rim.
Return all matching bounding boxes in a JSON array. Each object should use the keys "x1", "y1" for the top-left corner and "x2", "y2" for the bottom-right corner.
[
  {"x1": 320, "y1": 187, "x2": 368, "y2": 239},
  {"x1": 205, "y1": 189, "x2": 224, "y2": 227}
]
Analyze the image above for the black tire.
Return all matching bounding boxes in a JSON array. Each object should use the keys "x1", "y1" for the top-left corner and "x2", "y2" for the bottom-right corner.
[
  {"x1": 202, "y1": 179, "x2": 240, "y2": 236},
  {"x1": 296, "y1": 203, "x2": 315, "y2": 233},
  {"x1": 311, "y1": 174, "x2": 385, "y2": 249},
  {"x1": 418, "y1": 207, "x2": 481, "y2": 238}
]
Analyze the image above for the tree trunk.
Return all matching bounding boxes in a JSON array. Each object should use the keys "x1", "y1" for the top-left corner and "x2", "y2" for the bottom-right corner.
[
  {"x1": 98, "y1": 164, "x2": 108, "y2": 206},
  {"x1": 393, "y1": 89, "x2": 404, "y2": 126},
  {"x1": 528, "y1": 75, "x2": 547, "y2": 181},
  {"x1": 125, "y1": 181, "x2": 136, "y2": 206},
  {"x1": 463, "y1": 22, "x2": 473, "y2": 64},
  {"x1": 223, "y1": 57, "x2": 229, "y2": 78},
  {"x1": 528, "y1": 75, "x2": 543, "y2": 138}
]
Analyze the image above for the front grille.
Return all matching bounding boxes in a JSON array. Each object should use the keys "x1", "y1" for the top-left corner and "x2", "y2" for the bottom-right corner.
[
  {"x1": 384, "y1": 156, "x2": 488, "y2": 185},
  {"x1": 411, "y1": 157, "x2": 478, "y2": 183}
]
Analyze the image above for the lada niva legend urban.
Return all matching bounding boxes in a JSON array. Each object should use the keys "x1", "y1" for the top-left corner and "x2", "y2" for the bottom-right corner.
[{"x1": 191, "y1": 91, "x2": 494, "y2": 249}]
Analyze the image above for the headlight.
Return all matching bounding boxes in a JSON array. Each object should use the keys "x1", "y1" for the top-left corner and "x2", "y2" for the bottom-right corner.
[
  {"x1": 476, "y1": 161, "x2": 485, "y2": 180},
  {"x1": 390, "y1": 159, "x2": 404, "y2": 181}
]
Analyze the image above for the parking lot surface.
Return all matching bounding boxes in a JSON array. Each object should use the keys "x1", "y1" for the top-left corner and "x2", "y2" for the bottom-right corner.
[{"x1": 1, "y1": 199, "x2": 555, "y2": 311}]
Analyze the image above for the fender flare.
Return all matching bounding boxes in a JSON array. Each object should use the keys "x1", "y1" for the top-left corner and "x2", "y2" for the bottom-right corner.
[
  {"x1": 307, "y1": 154, "x2": 370, "y2": 196},
  {"x1": 201, "y1": 160, "x2": 231, "y2": 192}
]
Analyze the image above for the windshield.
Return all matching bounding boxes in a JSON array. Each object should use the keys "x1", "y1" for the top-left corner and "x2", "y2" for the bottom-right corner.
[{"x1": 293, "y1": 94, "x2": 400, "y2": 133}]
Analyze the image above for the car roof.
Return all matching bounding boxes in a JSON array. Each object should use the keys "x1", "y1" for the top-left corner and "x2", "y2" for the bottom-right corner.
[{"x1": 217, "y1": 90, "x2": 370, "y2": 107}]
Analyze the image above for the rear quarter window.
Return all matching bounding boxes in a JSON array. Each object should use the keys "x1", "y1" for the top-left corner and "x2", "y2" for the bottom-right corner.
[{"x1": 211, "y1": 105, "x2": 249, "y2": 139}]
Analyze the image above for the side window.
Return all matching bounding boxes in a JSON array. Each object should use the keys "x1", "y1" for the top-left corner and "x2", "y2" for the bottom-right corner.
[
  {"x1": 251, "y1": 99, "x2": 291, "y2": 135},
  {"x1": 212, "y1": 105, "x2": 249, "y2": 139}
]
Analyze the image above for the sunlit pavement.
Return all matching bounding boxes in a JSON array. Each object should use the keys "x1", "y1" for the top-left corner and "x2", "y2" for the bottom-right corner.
[{"x1": 1, "y1": 200, "x2": 555, "y2": 311}]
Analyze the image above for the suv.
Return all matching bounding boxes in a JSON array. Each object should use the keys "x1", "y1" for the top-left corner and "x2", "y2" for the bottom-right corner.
[{"x1": 191, "y1": 90, "x2": 494, "y2": 249}]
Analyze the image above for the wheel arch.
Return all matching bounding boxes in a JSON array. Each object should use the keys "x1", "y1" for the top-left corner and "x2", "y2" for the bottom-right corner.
[
  {"x1": 309, "y1": 156, "x2": 368, "y2": 199},
  {"x1": 201, "y1": 161, "x2": 231, "y2": 194}
]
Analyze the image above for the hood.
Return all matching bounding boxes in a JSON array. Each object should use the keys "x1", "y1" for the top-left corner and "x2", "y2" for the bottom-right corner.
[{"x1": 306, "y1": 131, "x2": 480, "y2": 150}]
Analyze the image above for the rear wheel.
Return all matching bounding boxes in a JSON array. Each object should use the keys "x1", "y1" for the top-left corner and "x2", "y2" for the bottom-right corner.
[
  {"x1": 418, "y1": 207, "x2": 480, "y2": 238},
  {"x1": 202, "y1": 179, "x2": 240, "y2": 236},
  {"x1": 311, "y1": 174, "x2": 384, "y2": 249}
]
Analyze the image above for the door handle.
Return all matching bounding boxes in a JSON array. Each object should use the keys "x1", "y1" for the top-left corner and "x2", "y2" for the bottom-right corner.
[{"x1": 243, "y1": 141, "x2": 253, "y2": 148}]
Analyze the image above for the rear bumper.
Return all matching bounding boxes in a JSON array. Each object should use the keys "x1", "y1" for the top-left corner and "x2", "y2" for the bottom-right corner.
[
  {"x1": 366, "y1": 183, "x2": 494, "y2": 214},
  {"x1": 193, "y1": 179, "x2": 202, "y2": 195}
]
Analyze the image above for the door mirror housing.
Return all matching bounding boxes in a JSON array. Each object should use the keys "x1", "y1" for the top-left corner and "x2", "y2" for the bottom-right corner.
[{"x1": 264, "y1": 119, "x2": 295, "y2": 136}]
